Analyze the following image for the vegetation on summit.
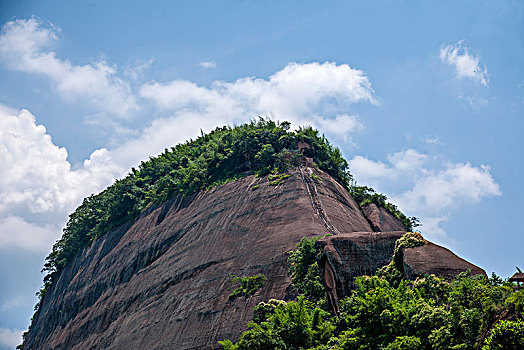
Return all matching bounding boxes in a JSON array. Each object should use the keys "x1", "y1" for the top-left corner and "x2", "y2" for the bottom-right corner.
[{"x1": 220, "y1": 237, "x2": 524, "y2": 350}]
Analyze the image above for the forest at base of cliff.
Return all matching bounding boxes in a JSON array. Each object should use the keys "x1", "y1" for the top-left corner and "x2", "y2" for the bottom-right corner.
[{"x1": 220, "y1": 236, "x2": 524, "y2": 350}]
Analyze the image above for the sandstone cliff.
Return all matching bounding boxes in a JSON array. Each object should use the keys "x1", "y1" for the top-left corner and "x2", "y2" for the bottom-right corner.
[
  {"x1": 23, "y1": 168, "x2": 371, "y2": 349},
  {"x1": 22, "y1": 167, "x2": 485, "y2": 349}
]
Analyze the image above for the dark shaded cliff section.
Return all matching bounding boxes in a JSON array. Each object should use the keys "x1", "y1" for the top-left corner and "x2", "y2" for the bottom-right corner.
[
  {"x1": 23, "y1": 168, "x2": 372, "y2": 350},
  {"x1": 362, "y1": 203, "x2": 406, "y2": 232}
]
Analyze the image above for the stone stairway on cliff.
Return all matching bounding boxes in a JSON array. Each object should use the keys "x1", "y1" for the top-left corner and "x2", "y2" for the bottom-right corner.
[{"x1": 299, "y1": 166, "x2": 340, "y2": 235}]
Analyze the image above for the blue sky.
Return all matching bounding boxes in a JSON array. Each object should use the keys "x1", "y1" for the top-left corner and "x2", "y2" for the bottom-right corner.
[{"x1": 0, "y1": 1, "x2": 522, "y2": 348}]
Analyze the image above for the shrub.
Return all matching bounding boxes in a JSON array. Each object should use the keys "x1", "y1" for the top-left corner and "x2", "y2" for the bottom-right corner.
[
  {"x1": 385, "y1": 336, "x2": 422, "y2": 350},
  {"x1": 377, "y1": 232, "x2": 426, "y2": 285},
  {"x1": 223, "y1": 248, "x2": 523, "y2": 349},
  {"x1": 229, "y1": 274, "x2": 267, "y2": 300},
  {"x1": 287, "y1": 236, "x2": 326, "y2": 303},
  {"x1": 483, "y1": 319, "x2": 524, "y2": 349}
]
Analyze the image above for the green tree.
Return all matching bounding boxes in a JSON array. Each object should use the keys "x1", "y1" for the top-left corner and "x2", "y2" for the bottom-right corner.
[{"x1": 483, "y1": 319, "x2": 524, "y2": 349}]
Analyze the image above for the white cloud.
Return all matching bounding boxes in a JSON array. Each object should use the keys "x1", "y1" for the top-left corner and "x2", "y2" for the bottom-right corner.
[
  {"x1": 394, "y1": 163, "x2": 500, "y2": 214},
  {"x1": 420, "y1": 216, "x2": 450, "y2": 244},
  {"x1": 0, "y1": 327, "x2": 22, "y2": 349},
  {"x1": 0, "y1": 106, "x2": 123, "y2": 251},
  {"x1": 349, "y1": 149, "x2": 426, "y2": 183},
  {"x1": 440, "y1": 40, "x2": 488, "y2": 86},
  {"x1": 199, "y1": 61, "x2": 216, "y2": 69},
  {"x1": 0, "y1": 108, "x2": 120, "y2": 222},
  {"x1": 387, "y1": 149, "x2": 427, "y2": 171},
  {"x1": 140, "y1": 61, "x2": 376, "y2": 138},
  {"x1": 0, "y1": 18, "x2": 138, "y2": 117},
  {"x1": 458, "y1": 95, "x2": 489, "y2": 110},
  {"x1": 315, "y1": 114, "x2": 363, "y2": 137},
  {"x1": 349, "y1": 156, "x2": 391, "y2": 182},
  {"x1": 0, "y1": 61, "x2": 376, "y2": 251},
  {"x1": 0, "y1": 216, "x2": 60, "y2": 253},
  {"x1": 349, "y1": 150, "x2": 500, "y2": 244},
  {"x1": 124, "y1": 58, "x2": 155, "y2": 80},
  {"x1": 424, "y1": 136, "x2": 440, "y2": 145}
]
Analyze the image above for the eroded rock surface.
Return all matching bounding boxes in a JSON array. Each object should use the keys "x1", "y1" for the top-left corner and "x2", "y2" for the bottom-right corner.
[
  {"x1": 23, "y1": 168, "x2": 371, "y2": 350},
  {"x1": 361, "y1": 203, "x2": 406, "y2": 232},
  {"x1": 403, "y1": 242, "x2": 486, "y2": 280},
  {"x1": 316, "y1": 231, "x2": 404, "y2": 314},
  {"x1": 316, "y1": 232, "x2": 487, "y2": 315},
  {"x1": 23, "y1": 167, "x2": 487, "y2": 350}
]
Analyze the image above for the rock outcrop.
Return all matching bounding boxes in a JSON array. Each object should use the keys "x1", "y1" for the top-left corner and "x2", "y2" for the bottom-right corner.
[
  {"x1": 402, "y1": 242, "x2": 486, "y2": 280},
  {"x1": 315, "y1": 231, "x2": 404, "y2": 315},
  {"x1": 361, "y1": 203, "x2": 406, "y2": 232},
  {"x1": 22, "y1": 167, "x2": 485, "y2": 349},
  {"x1": 316, "y1": 233, "x2": 486, "y2": 315}
]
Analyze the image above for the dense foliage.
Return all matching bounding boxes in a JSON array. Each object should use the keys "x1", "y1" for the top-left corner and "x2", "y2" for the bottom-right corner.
[
  {"x1": 222, "y1": 237, "x2": 524, "y2": 350},
  {"x1": 483, "y1": 319, "x2": 524, "y2": 349},
  {"x1": 230, "y1": 274, "x2": 268, "y2": 300},
  {"x1": 287, "y1": 236, "x2": 327, "y2": 303},
  {"x1": 376, "y1": 232, "x2": 426, "y2": 286},
  {"x1": 349, "y1": 186, "x2": 419, "y2": 232}
]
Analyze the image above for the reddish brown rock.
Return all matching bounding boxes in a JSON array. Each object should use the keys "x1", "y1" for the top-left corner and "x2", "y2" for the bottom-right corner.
[
  {"x1": 316, "y1": 231, "x2": 405, "y2": 314},
  {"x1": 402, "y1": 242, "x2": 486, "y2": 280},
  {"x1": 22, "y1": 168, "x2": 371, "y2": 350},
  {"x1": 361, "y1": 203, "x2": 406, "y2": 232},
  {"x1": 22, "y1": 166, "x2": 487, "y2": 350}
]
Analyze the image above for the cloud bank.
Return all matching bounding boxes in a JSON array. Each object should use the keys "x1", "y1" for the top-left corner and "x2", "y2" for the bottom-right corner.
[
  {"x1": 198, "y1": 61, "x2": 216, "y2": 68},
  {"x1": 0, "y1": 108, "x2": 122, "y2": 252},
  {"x1": 0, "y1": 57, "x2": 378, "y2": 253},
  {"x1": 140, "y1": 61, "x2": 375, "y2": 138},
  {"x1": 0, "y1": 327, "x2": 22, "y2": 349}
]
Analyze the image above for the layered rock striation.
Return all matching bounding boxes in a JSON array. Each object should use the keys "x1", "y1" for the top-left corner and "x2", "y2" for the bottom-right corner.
[
  {"x1": 23, "y1": 168, "x2": 370, "y2": 349},
  {"x1": 23, "y1": 167, "x2": 485, "y2": 349}
]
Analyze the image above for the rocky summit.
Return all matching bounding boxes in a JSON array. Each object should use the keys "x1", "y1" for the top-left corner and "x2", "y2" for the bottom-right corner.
[{"x1": 22, "y1": 166, "x2": 484, "y2": 349}]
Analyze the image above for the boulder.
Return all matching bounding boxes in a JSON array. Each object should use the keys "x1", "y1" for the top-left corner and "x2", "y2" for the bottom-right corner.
[{"x1": 402, "y1": 242, "x2": 486, "y2": 280}]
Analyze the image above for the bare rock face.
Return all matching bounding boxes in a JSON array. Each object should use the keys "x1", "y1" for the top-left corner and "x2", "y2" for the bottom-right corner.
[
  {"x1": 22, "y1": 168, "x2": 371, "y2": 350},
  {"x1": 403, "y1": 242, "x2": 486, "y2": 280},
  {"x1": 361, "y1": 203, "x2": 406, "y2": 232}
]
